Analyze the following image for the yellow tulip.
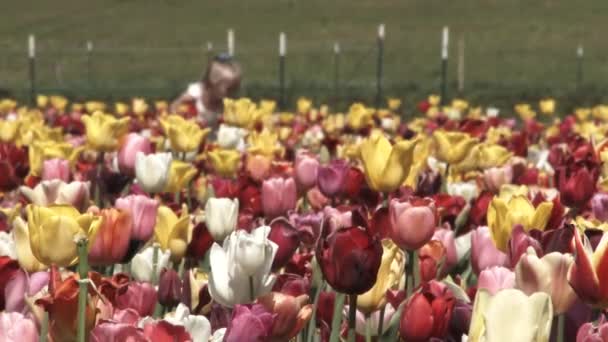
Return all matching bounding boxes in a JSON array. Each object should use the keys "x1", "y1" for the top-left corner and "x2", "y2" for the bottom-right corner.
[
  {"x1": 322, "y1": 114, "x2": 345, "y2": 135},
  {"x1": 469, "y1": 289, "x2": 553, "y2": 342},
  {"x1": 357, "y1": 239, "x2": 405, "y2": 314},
  {"x1": 160, "y1": 115, "x2": 210, "y2": 153},
  {"x1": 574, "y1": 216, "x2": 608, "y2": 233},
  {"x1": 467, "y1": 107, "x2": 483, "y2": 119},
  {"x1": 575, "y1": 108, "x2": 591, "y2": 122},
  {"x1": 132, "y1": 98, "x2": 149, "y2": 116},
  {"x1": 539, "y1": 98, "x2": 555, "y2": 115},
  {"x1": 297, "y1": 97, "x2": 312, "y2": 114},
  {"x1": 346, "y1": 103, "x2": 374, "y2": 130},
  {"x1": 12, "y1": 217, "x2": 47, "y2": 272},
  {"x1": 223, "y1": 98, "x2": 261, "y2": 128},
  {"x1": 452, "y1": 99, "x2": 469, "y2": 112},
  {"x1": 0, "y1": 119, "x2": 20, "y2": 142},
  {"x1": 207, "y1": 148, "x2": 241, "y2": 178},
  {"x1": 164, "y1": 160, "x2": 198, "y2": 193},
  {"x1": 28, "y1": 140, "x2": 82, "y2": 177},
  {"x1": 115, "y1": 102, "x2": 129, "y2": 116},
  {"x1": 359, "y1": 131, "x2": 419, "y2": 193},
  {"x1": 498, "y1": 184, "x2": 529, "y2": 201},
  {"x1": 0, "y1": 99, "x2": 17, "y2": 114},
  {"x1": 247, "y1": 130, "x2": 283, "y2": 158},
  {"x1": 26, "y1": 204, "x2": 102, "y2": 267},
  {"x1": 155, "y1": 101, "x2": 169, "y2": 114},
  {"x1": 487, "y1": 195, "x2": 553, "y2": 251},
  {"x1": 154, "y1": 204, "x2": 191, "y2": 262},
  {"x1": 72, "y1": 103, "x2": 84, "y2": 112},
  {"x1": 593, "y1": 105, "x2": 608, "y2": 121},
  {"x1": 49, "y1": 96, "x2": 68, "y2": 112},
  {"x1": 81, "y1": 111, "x2": 130, "y2": 151},
  {"x1": 485, "y1": 126, "x2": 512, "y2": 145},
  {"x1": 404, "y1": 136, "x2": 432, "y2": 188},
  {"x1": 259, "y1": 100, "x2": 276, "y2": 115},
  {"x1": 36, "y1": 95, "x2": 49, "y2": 108},
  {"x1": 85, "y1": 101, "x2": 106, "y2": 113},
  {"x1": 428, "y1": 94, "x2": 441, "y2": 106},
  {"x1": 476, "y1": 143, "x2": 513, "y2": 169},
  {"x1": 515, "y1": 103, "x2": 536, "y2": 121},
  {"x1": 432, "y1": 130, "x2": 478, "y2": 165},
  {"x1": 387, "y1": 98, "x2": 402, "y2": 111}
]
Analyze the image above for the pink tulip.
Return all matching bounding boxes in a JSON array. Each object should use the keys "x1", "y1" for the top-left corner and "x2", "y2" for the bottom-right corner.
[
  {"x1": 115, "y1": 282, "x2": 158, "y2": 317},
  {"x1": 317, "y1": 159, "x2": 348, "y2": 197},
  {"x1": 0, "y1": 312, "x2": 38, "y2": 342},
  {"x1": 41, "y1": 158, "x2": 70, "y2": 182},
  {"x1": 295, "y1": 150, "x2": 319, "y2": 191},
  {"x1": 389, "y1": 197, "x2": 438, "y2": 250},
  {"x1": 4, "y1": 270, "x2": 49, "y2": 313},
  {"x1": 577, "y1": 315, "x2": 608, "y2": 342},
  {"x1": 306, "y1": 187, "x2": 329, "y2": 210},
  {"x1": 323, "y1": 206, "x2": 353, "y2": 233},
  {"x1": 483, "y1": 165, "x2": 513, "y2": 193},
  {"x1": 142, "y1": 320, "x2": 192, "y2": 342},
  {"x1": 118, "y1": 133, "x2": 152, "y2": 175},
  {"x1": 432, "y1": 228, "x2": 458, "y2": 269},
  {"x1": 112, "y1": 308, "x2": 141, "y2": 325},
  {"x1": 224, "y1": 304, "x2": 274, "y2": 342},
  {"x1": 115, "y1": 194, "x2": 159, "y2": 242},
  {"x1": 591, "y1": 193, "x2": 608, "y2": 222},
  {"x1": 507, "y1": 225, "x2": 542, "y2": 267},
  {"x1": 477, "y1": 266, "x2": 515, "y2": 295},
  {"x1": 471, "y1": 226, "x2": 510, "y2": 275},
  {"x1": 262, "y1": 177, "x2": 297, "y2": 218},
  {"x1": 90, "y1": 322, "x2": 147, "y2": 342},
  {"x1": 246, "y1": 154, "x2": 272, "y2": 182}
]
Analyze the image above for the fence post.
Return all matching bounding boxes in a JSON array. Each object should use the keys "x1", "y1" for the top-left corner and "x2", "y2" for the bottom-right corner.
[
  {"x1": 86, "y1": 41, "x2": 93, "y2": 89},
  {"x1": 440, "y1": 26, "x2": 449, "y2": 105},
  {"x1": 227, "y1": 29, "x2": 235, "y2": 56},
  {"x1": 577, "y1": 45, "x2": 584, "y2": 88},
  {"x1": 457, "y1": 35, "x2": 465, "y2": 94},
  {"x1": 375, "y1": 24, "x2": 385, "y2": 108},
  {"x1": 279, "y1": 32, "x2": 286, "y2": 109},
  {"x1": 333, "y1": 42, "x2": 340, "y2": 100},
  {"x1": 28, "y1": 34, "x2": 36, "y2": 105}
]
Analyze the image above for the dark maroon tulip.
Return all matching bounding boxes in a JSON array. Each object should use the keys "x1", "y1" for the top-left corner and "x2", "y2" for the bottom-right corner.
[
  {"x1": 431, "y1": 194, "x2": 466, "y2": 227},
  {"x1": 186, "y1": 222, "x2": 214, "y2": 259},
  {"x1": 315, "y1": 291, "x2": 336, "y2": 329},
  {"x1": 531, "y1": 193, "x2": 565, "y2": 231},
  {"x1": 508, "y1": 225, "x2": 543, "y2": 267},
  {"x1": 268, "y1": 218, "x2": 301, "y2": 271},
  {"x1": 115, "y1": 281, "x2": 157, "y2": 317},
  {"x1": 317, "y1": 159, "x2": 348, "y2": 197},
  {"x1": 0, "y1": 143, "x2": 28, "y2": 191},
  {"x1": 224, "y1": 304, "x2": 275, "y2": 342},
  {"x1": 315, "y1": 222, "x2": 382, "y2": 295},
  {"x1": 272, "y1": 273, "x2": 310, "y2": 297},
  {"x1": 158, "y1": 268, "x2": 182, "y2": 308},
  {"x1": 342, "y1": 166, "x2": 365, "y2": 199},
  {"x1": 211, "y1": 177, "x2": 240, "y2": 198},
  {"x1": 284, "y1": 252, "x2": 313, "y2": 278},
  {"x1": 556, "y1": 166, "x2": 597, "y2": 209},
  {"x1": 448, "y1": 300, "x2": 472, "y2": 341},
  {"x1": 0, "y1": 256, "x2": 20, "y2": 310},
  {"x1": 399, "y1": 280, "x2": 455, "y2": 342},
  {"x1": 532, "y1": 224, "x2": 575, "y2": 254},
  {"x1": 290, "y1": 212, "x2": 323, "y2": 246},
  {"x1": 468, "y1": 190, "x2": 493, "y2": 228},
  {"x1": 415, "y1": 169, "x2": 442, "y2": 197}
]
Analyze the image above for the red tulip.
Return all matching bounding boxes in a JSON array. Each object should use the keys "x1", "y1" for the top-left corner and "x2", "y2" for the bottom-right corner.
[
  {"x1": 261, "y1": 177, "x2": 297, "y2": 218},
  {"x1": 115, "y1": 282, "x2": 157, "y2": 317},
  {"x1": 419, "y1": 240, "x2": 446, "y2": 283},
  {"x1": 316, "y1": 220, "x2": 382, "y2": 294},
  {"x1": 90, "y1": 322, "x2": 147, "y2": 342},
  {"x1": 88, "y1": 208, "x2": 133, "y2": 265},
  {"x1": 142, "y1": 320, "x2": 192, "y2": 342},
  {"x1": 272, "y1": 273, "x2": 310, "y2": 298},
  {"x1": 0, "y1": 143, "x2": 28, "y2": 191},
  {"x1": 468, "y1": 190, "x2": 493, "y2": 227},
  {"x1": 317, "y1": 159, "x2": 348, "y2": 197},
  {"x1": 186, "y1": 222, "x2": 215, "y2": 259},
  {"x1": 158, "y1": 268, "x2": 182, "y2": 308},
  {"x1": 556, "y1": 166, "x2": 597, "y2": 208},
  {"x1": 238, "y1": 177, "x2": 263, "y2": 215},
  {"x1": 431, "y1": 194, "x2": 465, "y2": 226},
  {"x1": 224, "y1": 304, "x2": 275, "y2": 342},
  {"x1": 295, "y1": 150, "x2": 319, "y2": 191},
  {"x1": 389, "y1": 197, "x2": 438, "y2": 250},
  {"x1": 342, "y1": 166, "x2": 365, "y2": 199},
  {"x1": 399, "y1": 280, "x2": 455, "y2": 342},
  {"x1": 268, "y1": 218, "x2": 301, "y2": 271},
  {"x1": 0, "y1": 256, "x2": 20, "y2": 311},
  {"x1": 568, "y1": 231, "x2": 608, "y2": 307},
  {"x1": 211, "y1": 177, "x2": 240, "y2": 198}
]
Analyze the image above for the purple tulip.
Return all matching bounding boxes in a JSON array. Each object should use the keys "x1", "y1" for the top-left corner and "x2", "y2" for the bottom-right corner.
[
  {"x1": 224, "y1": 304, "x2": 275, "y2": 342},
  {"x1": 316, "y1": 159, "x2": 348, "y2": 197},
  {"x1": 591, "y1": 193, "x2": 608, "y2": 222}
]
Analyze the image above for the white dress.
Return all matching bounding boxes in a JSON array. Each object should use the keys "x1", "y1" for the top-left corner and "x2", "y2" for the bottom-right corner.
[{"x1": 186, "y1": 82, "x2": 206, "y2": 114}]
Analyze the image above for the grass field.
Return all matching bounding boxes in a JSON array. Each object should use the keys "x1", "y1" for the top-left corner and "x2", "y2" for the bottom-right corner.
[{"x1": 2, "y1": 0, "x2": 608, "y2": 110}]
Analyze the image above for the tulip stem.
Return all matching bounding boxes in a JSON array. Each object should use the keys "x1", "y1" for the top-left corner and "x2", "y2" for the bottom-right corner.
[
  {"x1": 39, "y1": 310, "x2": 48, "y2": 342},
  {"x1": 365, "y1": 314, "x2": 372, "y2": 342},
  {"x1": 406, "y1": 249, "x2": 419, "y2": 297},
  {"x1": 151, "y1": 243, "x2": 159, "y2": 285},
  {"x1": 348, "y1": 295, "x2": 357, "y2": 342},
  {"x1": 76, "y1": 238, "x2": 89, "y2": 342},
  {"x1": 249, "y1": 276, "x2": 255, "y2": 302},
  {"x1": 95, "y1": 152, "x2": 104, "y2": 207},
  {"x1": 557, "y1": 313, "x2": 565, "y2": 342},
  {"x1": 306, "y1": 282, "x2": 325, "y2": 342},
  {"x1": 377, "y1": 306, "x2": 385, "y2": 338},
  {"x1": 329, "y1": 293, "x2": 345, "y2": 342}
]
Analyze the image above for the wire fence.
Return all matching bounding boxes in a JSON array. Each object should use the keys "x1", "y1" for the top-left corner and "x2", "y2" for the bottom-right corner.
[{"x1": 2, "y1": 29, "x2": 608, "y2": 111}]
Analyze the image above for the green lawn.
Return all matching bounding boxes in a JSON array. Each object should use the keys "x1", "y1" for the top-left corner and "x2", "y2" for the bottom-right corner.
[{"x1": 2, "y1": 0, "x2": 608, "y2": 110}]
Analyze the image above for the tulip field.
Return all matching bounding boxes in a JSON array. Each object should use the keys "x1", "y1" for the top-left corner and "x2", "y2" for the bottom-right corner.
[{"x1": 2, "y1": 93, "x2": 608, "y2": 342}]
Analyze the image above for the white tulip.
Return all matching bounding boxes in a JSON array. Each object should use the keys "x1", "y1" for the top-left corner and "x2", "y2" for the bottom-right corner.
[
  {"x1": 210, "y1": 328, "x2": 226, "y2": 342},
  {"x1": 217, "y1": 124, "x2": 246, "y2": 149},
  {"x1": 468, "y1": 289, "x2": 553, "y2": 342},
  {"x1": 208, "y1": 225, "x2": 278, "y2": 307},
  {"x1": 0, "y1": 231, "x2": 16, "y2": 259},
  {"x1": 135, "y1": 152, "x2": 172, "y2": 193},
  {"x1": 455, "y1": 231, "x2": 472, "y2": 262},
  {"x1": 130, "y1": 246, "x2": 171, "y2": 283},
  {"x1": 204, "y1": 198, "x2": 239, "y2": 242},
  {"x1": 20, "y1": 179, "x2": 90, "y2": 211},
  {"x1": 486, "y1": 107, "x2": 500, "y2": 117},
  {"x1": 447, "y1": 181, "x2": 479, "y2": 203},
  {"x1": 164, "y1": 304, "x2": 211, "y2": 342}
]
